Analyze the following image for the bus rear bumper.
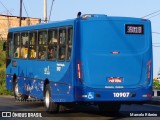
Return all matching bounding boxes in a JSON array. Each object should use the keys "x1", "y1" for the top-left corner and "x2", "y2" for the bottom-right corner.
[{"x1": 75, "y1": 86, "x2": 152, "y2": 102}]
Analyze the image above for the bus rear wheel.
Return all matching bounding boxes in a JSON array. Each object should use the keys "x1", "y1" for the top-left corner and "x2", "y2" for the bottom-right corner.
[
  {"x1": 44, "y1": 84, "x2": 59, "y2": 113},
  {"x1": 13, "y1": 80, "x2": 28, "y2": 101}
]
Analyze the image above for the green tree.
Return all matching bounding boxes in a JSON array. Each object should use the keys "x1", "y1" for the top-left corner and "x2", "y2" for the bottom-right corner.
[
  {"x1": 0, "y1": 41, "x2": 13, "y2": 95},
  {"x1": 153, "y1": 79, "x2": 160, "y2": 90}
]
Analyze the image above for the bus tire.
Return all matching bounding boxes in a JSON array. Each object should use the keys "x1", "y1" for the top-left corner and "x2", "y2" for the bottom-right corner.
[
  {"x1": 13, "y1": 80, "x2": 28, "y2": 101},
  {"x1": 44, "y1": 84, "x2": 59, "y2": 113},
  {"x1": 98, "y1": 102, "x2": 121, "y2": 113}
]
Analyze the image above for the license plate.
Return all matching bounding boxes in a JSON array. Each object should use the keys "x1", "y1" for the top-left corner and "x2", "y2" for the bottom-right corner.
[{"x1": 108, "y1": 77, "x2": 122, "y2": 83}]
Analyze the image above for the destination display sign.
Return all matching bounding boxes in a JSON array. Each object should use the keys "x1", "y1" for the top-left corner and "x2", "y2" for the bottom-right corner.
[{"x1": 125, "y1": 24, "x2": 144, "y2": 34}]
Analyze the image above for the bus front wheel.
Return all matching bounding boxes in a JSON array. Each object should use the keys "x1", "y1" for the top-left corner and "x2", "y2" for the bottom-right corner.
[{"x1": 44, "y1": 84, "x2": 59, "y2": 113}]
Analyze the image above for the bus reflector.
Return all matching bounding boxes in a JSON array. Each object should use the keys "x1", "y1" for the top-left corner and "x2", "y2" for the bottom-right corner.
[
  {"x1": 147, "y1": 60, "x2": 151, "y2": 79},
  {"x1": 69, "y1": 86, "x2": 72, "y2": 89},
  {"x1": 142, "y1": 94, "x2": 152, "y2": 98},
  {"x1": 77, "y1": 62, "x2": 81, "y2": 79}
]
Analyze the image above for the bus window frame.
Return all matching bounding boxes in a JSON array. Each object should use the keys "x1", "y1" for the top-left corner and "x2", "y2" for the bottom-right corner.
[
  {"x1": 13, "y1": 33, "x2": 21, "y2": 59},
  {"x1": 28, "y1": 31, "x2": 38, "y2": 60},
  {"x1": 11, "y1": 25, "x2": 73, "y2": 61}
]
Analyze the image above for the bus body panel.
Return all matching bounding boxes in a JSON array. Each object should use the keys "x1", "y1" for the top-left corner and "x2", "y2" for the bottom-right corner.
[
  {"x1": 74, "y1": 17, "x2": 152, "y2": 102},
  {"x1": 80, "y1": 19, "x2": 152, "y2": 87},
  {"x1": 6, "y1": 20, "x2": 76, "y2": 102}
]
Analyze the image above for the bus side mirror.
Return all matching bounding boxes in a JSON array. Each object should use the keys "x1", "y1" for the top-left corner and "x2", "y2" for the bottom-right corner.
[{"x1": 3, "y1": 42, "x2": 6, "y2": 51}]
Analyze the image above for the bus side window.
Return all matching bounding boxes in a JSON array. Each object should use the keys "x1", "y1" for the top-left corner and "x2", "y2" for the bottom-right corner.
[
  {"x1": 48, "y1": 29, "x2": 58, "y2": 60},
  {"x1": 38, "y1": 30, "x2": 47, "y2": 60},
  {"x1": 48, "y1": 46, "x2": 57, "y2": 60},
  {"x1": 58, "y1": 28, "x2": 66, "y2": 61},
  {"x1": 29, "y1": 46, "x2": 36, "y2": 59},
  {"x1": 38, "y1": 46, "x2": 47, "y2": 60},
  {"x1": 14, "y1": 33, "x2": 20, "y2": 58},
  {"x1": 59, "y1": 29, "x2": 66, "y2": 44},
  {"x1": 29, "y1": 32, "x2": 37, "y2": 59},
  {"x1": 21, "y1": 32, "x2": 29, "y2": 59},
  {"x1": 38, "y1": 31, "x2": 47, "y2": 45},
  {"x1": 59, "y1": 47, "x2": 65, "y2": 60},
  {"x1": 7, "y1": 32, "x2": 13, "y2": 58},
  {"x1": 48, "y1": 29, "x2": 58, "y2": 44},
  {"x1": 66, "y1": 27, "x2": 73, "y2": 60}
]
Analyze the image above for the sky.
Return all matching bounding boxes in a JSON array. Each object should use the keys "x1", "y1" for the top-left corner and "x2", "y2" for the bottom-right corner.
[{"x1": 0, "y1": 0, "x2": 160, "y2": 76}]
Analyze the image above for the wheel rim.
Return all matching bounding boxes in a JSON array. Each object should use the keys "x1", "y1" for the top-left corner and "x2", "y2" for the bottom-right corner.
[
  {"x1": 45, "y1": 90, "x2": 50, "y2": 108},
  {"x1": 15, "y1": 83, "x2": 20, "y2": 97}
]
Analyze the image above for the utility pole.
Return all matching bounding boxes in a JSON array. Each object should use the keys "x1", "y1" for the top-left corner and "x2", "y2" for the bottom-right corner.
[
  {"x1": 44, "y1": 0, "x2": 47, "y2": 23},
  {"x1": 19, "y1": 0, "x2": 22, "y2": 26}
]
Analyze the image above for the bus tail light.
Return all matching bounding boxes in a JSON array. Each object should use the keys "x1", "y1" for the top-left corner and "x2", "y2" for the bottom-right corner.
[
  {"x1": 146, "y1": 60, "x2": 151, "y2": 80},
  {"x1": 77, "y1": 62, "x2": 82, "y2": 79}
]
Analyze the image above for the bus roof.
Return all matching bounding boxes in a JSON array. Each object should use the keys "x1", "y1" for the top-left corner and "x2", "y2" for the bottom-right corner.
[
  {"x1": 80, "y1": 14, "x2": 149, "y2": 22},
  {"x1": 8, "y1": 14, "x2": 150, "y2": 32},
  {"x1": 8, "y1": 18, "x2": 75, "y2": 32}
]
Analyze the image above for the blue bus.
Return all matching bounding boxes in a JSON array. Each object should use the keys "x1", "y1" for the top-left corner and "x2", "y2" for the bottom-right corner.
[{"x1": 4, "y1": 13, "x2": 153, "y2": 113}]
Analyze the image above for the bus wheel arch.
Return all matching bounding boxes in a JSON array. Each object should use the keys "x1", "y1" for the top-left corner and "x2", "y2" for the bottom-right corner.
[{"x1": 13, "y1": 74, "x2": 28, "y2": 101}]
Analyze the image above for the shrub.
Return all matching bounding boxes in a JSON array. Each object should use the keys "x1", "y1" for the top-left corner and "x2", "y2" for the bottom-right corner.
[
  {"x1": 0, "y1": 41, "x2": 13, "y2": 95},
  {"x1": 153, "y1": 79, "x2": 160, "y2": 90}
]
